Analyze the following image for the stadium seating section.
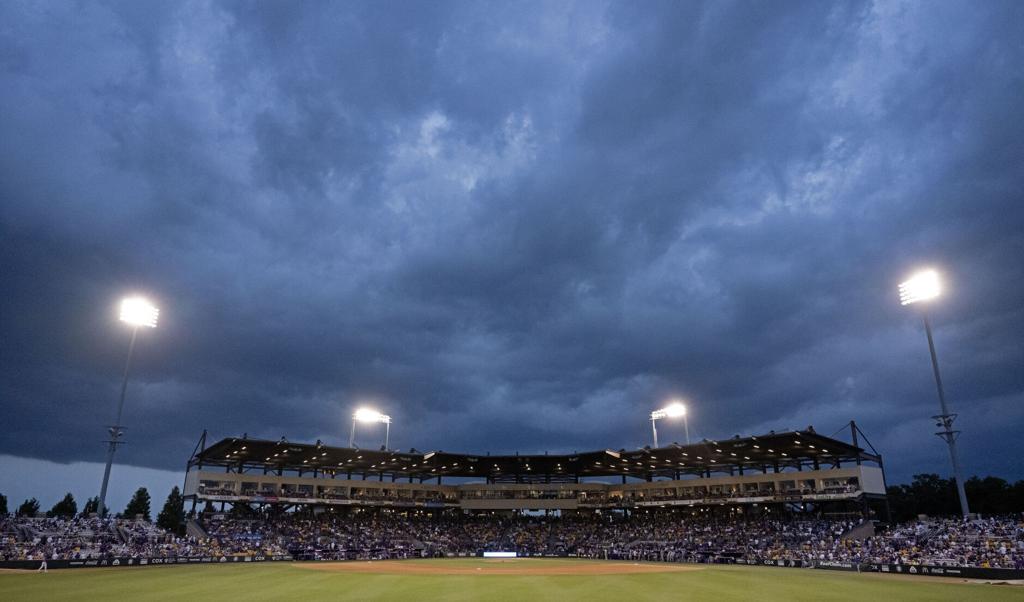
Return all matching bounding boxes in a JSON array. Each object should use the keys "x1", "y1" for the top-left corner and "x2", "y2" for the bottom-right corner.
[{"x1": 2, "y1": 512, "x2": 1021, "y2": 570}]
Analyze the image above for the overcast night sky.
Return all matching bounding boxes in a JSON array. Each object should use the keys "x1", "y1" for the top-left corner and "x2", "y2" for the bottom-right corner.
[{"x1": 1, "y1": 1, "x2": 1023, "y2": 510}]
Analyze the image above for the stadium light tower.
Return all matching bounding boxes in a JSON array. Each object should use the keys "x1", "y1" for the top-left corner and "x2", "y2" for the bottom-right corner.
[
  {"x1": 650, "y1": 401, "x2": 689, "y2": 448},
  {"x1": 98, "y1": 297, "x2": 159, "y2": 517},
  {"x1": 349, "y1": 407, "x2": 391, "y2": 450},
  {"x1": 899, "y1": 269, "x2": 970, "y2": 517}
]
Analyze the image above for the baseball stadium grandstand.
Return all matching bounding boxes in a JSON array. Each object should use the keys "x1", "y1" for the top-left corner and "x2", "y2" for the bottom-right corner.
[
  {"x1": 2, "y1": 422, "x2": 1022, "y2": 601},
  {"x1": 182, "y1": 424, "x2": 887, "y2": 517}
]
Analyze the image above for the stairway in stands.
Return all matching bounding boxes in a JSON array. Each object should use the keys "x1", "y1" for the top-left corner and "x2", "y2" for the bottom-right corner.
[
  {"x1": 841, "y1": 520, "x2": 876, "y2": 541},
  {"x1": 186, "y1": 517, "x2": 209, "y2": 539}
]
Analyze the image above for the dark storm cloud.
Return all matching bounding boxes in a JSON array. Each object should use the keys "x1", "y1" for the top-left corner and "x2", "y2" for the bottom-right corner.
[{"x1": 2, "y1": 0, "x2": 1022, "y2": 485}]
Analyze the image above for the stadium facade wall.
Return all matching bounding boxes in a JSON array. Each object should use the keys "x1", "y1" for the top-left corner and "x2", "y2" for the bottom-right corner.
[{"x1": 184, "y1": 465, "x2": 883, "y2": 511}]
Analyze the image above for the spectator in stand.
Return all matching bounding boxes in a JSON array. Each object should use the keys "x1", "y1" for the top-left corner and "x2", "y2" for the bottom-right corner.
[{"x1": 1, "y1": 511, "x2": 1021, "y2": 570}]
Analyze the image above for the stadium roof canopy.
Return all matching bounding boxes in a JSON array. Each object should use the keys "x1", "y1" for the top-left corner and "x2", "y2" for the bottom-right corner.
[{"x1": 189, "y1": 428, "x2": 881, "y2": 484}]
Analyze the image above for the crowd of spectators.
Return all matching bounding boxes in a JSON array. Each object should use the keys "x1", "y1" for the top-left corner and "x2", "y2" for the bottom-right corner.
[
  {"x1": 0, "y1": 516, "x2": 124, "y2": 561},
  {"x1": 2, "y1": 511, "x2": 1021, "y2": 570},
  {"x1": 192, "y1": 510, "x2": 1023, "y2": 569},
  {"x1": 844, "y1": 516, "x2": 1024, "y2": 569},
  {"x1": 0, "y1": 516, "x2": 282, "y2": 561}
]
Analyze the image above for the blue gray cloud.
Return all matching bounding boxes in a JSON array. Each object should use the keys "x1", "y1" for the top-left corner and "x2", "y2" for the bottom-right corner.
[{"x1": 1, "y1": 0, "x2": 1022, "y2": 487}]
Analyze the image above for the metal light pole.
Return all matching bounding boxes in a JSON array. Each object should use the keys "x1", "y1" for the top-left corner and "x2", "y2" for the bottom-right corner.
[
  {"x1": 650, "y1": 401, "x2": 689, "y2": 448},
  {"x1": 900, "y1": 269, "x2": 970, "y2": 517},
  {"x1": 99, "y1": 297, "x2": 159, "y2": 517}
]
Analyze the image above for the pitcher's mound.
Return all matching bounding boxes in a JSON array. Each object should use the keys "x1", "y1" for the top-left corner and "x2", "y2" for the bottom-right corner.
[{"x1": 295, "y1": 559, "x2": 703, "y2": 576}]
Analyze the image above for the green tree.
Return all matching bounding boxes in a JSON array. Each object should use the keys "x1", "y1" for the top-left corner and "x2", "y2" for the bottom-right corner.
[
  {"x1": 17, "y1": 498, "x2": 40, "y2": 517},
  {"x1": 965, "y1": 476, "x2": 1011, "y2": 515},
  {"x1": 123, "y1": 487, "x2": 152, "y2": 521},
  {"x1": 885, "y1": 483, "x2": 914, "y2": 522},
  {"x1": 886, "y1": 474, "x2": 958, "y2": 521},
  {"x1": 48, "y1": 492, "x2": 77, "y2": 518},
  {"x1": 1010, "y1": 480, "x2": 1024, "y2": 514},
  {"x1": 885, "y1": 474, "x2": 1024, "y2": 520},
  {"x1": 156, "y1": 486, "x2": 184, "y2": 534},
  {"x1": 0, "y1": 493, "x2": 7, "y2": 516},
  {"x1": 910, "y1": 474, "x2": 958, "y2": 516},
  {"x1": 81, "y1": 496, "x2": 99, "y2": 516}
]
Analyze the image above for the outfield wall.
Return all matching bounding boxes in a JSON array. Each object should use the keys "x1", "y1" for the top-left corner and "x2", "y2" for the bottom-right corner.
[
  {"x1": 2, "y1": 555, "x2": 1021, "y2": 580},
  {"x1": 736, "y1": 558, "x2": 1024, "y2": 581},
  {"x1": 0, "y1": 554, "x2": 292, "y2": 570}
]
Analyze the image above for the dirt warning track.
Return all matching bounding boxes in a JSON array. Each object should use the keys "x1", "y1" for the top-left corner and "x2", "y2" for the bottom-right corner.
[{"x1": 294, "y1": 559, "x2": 703, "y2": 576}]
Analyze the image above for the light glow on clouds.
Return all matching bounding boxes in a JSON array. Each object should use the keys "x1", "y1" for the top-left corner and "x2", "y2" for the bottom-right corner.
[{"x1": 0, "y1": 1, "x2": 1022, "y2": 488}]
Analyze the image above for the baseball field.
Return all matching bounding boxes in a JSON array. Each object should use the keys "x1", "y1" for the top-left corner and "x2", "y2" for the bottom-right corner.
[{"x1": 1, "y1": 559, "x2": 1023, "y2": 601}]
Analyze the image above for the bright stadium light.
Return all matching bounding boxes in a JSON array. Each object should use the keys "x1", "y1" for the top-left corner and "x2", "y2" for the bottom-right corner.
[
  {"x1": 98, "y1": 296, "x2": 161, "y2": 518},
  {"x1": 349, "y1": 407, "x2": 392, "y2": 450},
  {"x1": 354, "y1": 408, "x2": 389, "y2": 423},
  {"x1": 899, "y1": 269, "x2": 941, "y2": 306},
  {"x1": 897, "y1": 268, "x2": 970, "y2": 517},
  {"x1": 650, "y1": 400, "x2": 690, "y2": 448},
  {"x1": 119, "y1": 297, "x2": 160, "y2": 328}
]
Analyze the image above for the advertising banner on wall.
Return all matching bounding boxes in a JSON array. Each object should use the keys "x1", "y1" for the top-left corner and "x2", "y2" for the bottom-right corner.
[
  {"x1": 736, "y1": 557, "x2": 1024, "y2": 580},
  {"x1": 4, "y1": 553, "x2": 1022, "y2": 580},
  {"x1": 862, "y1": 563, "x2": 1024, "y2": 580},
  {"x1": 0, "y1": 554, "x2": 293, "y2": 571}
]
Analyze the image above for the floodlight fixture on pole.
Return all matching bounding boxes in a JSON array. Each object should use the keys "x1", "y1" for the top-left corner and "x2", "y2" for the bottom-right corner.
[
  {"x1": 349, "y1": 407, "x2": 392, "y2": 450},
  {"x1": 898, "y1": 269, "x2": 970, "y2": 517},
  {"x1": 98, "y1": 297, "x2": 159, "y2": 518},
  {"x1": 899, "y1": 269, "x2": 941, "y2": 306},
  {"x1": 119, "y1": 297, "x2": 160, "y2": 328},
  {"x1": 650, "y1": 401, "x2": 689, "y2": 448}
]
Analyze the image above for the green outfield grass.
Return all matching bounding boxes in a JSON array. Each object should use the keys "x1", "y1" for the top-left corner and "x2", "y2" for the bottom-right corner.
[{"x1": 1, "y1": 559, "x2": 1022, "y2": 601}]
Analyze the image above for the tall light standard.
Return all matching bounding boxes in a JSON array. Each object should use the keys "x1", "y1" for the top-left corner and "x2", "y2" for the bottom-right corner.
[
  {"x1": 899, "y1": 269, "x2": 970, "y2": 517},
  {"x1": 98, "y1": 297, "x2": 159, "y2": 517},
  {"x1": 650, "y1": 401, "x2": 689, "y2": 448},
  {"x1": 349, "y1": 407, "x2": 391, "y2": 450}
]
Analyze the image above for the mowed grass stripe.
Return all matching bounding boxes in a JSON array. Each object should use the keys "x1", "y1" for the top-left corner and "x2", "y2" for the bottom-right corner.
[{"x1": 1, "y1": 560, "x2": 1021, "y2": 601}]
